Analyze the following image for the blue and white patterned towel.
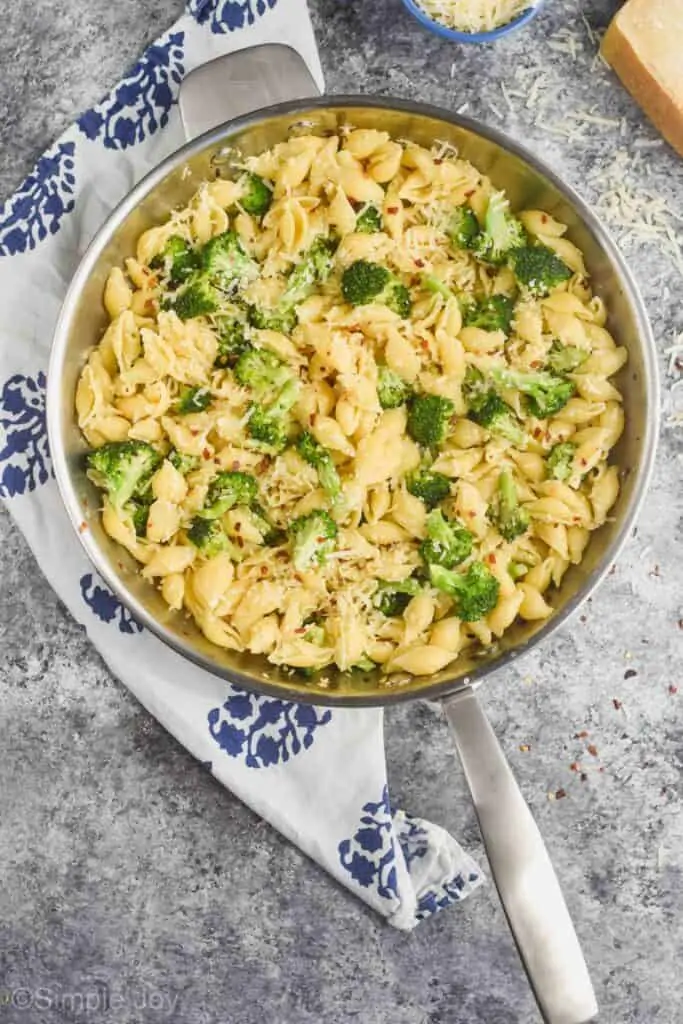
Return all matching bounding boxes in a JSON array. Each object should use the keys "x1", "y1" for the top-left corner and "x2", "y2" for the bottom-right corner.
[{"x1": 0, "y1": 0, "x2": 482, "y2": 929}]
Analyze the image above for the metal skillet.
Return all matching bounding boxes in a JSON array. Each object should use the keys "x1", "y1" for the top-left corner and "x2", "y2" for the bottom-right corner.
[{"x1": 46, "y1": 45, "x2": 659, "y2": 1024}]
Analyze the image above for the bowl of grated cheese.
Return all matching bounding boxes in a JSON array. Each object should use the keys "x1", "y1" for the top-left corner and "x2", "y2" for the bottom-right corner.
[{"x1": 400, "y1": 0, "x2": 547, "y2": 43}]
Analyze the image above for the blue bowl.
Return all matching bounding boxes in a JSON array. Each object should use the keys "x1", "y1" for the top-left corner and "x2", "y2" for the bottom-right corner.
[{"x1": 400, "y1": 0, "x2": 546, "y2": 43}]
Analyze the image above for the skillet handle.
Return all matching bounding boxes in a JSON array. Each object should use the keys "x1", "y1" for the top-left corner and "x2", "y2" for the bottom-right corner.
[
  {"x1": 442, "y1": 687, "x2": 598, "y2": 1024},
  {"x1": 178, "y1": 44, "x2": 321, "y2": 142}
]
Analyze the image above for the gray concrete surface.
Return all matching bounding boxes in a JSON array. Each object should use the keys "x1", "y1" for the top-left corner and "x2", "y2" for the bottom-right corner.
[{"x1": 1, "y1": 1, "x2": 682, "y2": 1021}]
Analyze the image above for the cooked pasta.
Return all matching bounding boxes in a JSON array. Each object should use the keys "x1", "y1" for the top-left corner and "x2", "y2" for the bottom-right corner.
[{"x1": 76, "y1": 129, "x2": 625, "y2": 679}]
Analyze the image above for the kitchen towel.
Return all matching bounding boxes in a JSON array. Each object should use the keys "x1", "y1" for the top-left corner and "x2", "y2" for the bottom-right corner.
[{"x1": 0, "y1": 0, "x2": 482, "y2": 930}]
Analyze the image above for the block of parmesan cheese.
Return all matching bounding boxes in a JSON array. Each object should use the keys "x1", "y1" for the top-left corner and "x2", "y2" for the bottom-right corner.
[{"x1": 601, "y1": 0, "x2": 683, "y2": 158}]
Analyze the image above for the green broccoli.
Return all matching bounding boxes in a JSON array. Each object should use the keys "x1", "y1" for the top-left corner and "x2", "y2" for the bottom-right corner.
[
  {"x1": 546, "y1": 442, "x2": 577, "y2": 482},
  {"x1": 198, "y1": 471, "x2": 258, "y2": 520},
  {"x1": 488, "y1": 470, "x2": 529, "y2": 542},
  {"x1": 508, "y1": 560, "x2": 530, "y2": 581},
  {"x1": 492, "y1": 367, "x2": 576, "y2": 419},
  {"x1": 150, "y1": 235, "x2": 199, "y2": 286},
  {"x1": 377, "y1": 365, "x2": 413, "y2": 410},
  {"x1": 509, "y1": 245, "x2": 572, "y2": 297},
  {"x1": 374, "y1": 578, "x2": 421, "y2": 617},
  {"x1": 406, "y1": 468, "x2": 451, "y2": 508},
  {"x1": 214, "y1": 312, "x2": 250, "y2": 368},
  {"x1": 429, "y1": 562, "x2": 500, "y2": 622},
  {"x1": 463, "y1": 294, "x2": 516, "y2": 333},
  {"x1": 448, "y1": 206, "x2": 480, "y2": 251},
  {"x1": 419, "y1": 509, "x2": 473, "y2": 569},
  {"x1": 87, "y1": 440, "x2": 162, "y2": 511},
  {"x1": 248, "y1": 503, "x2": 285, "y2": 546},
  {"x1": 187, "y1": 517, "x2": 233, "y2": 559},
  {"x1": 130, "y1": 500, "x2": 151, "y2": 538},
  {"x1": 296, "y1": 432, "x2": 341, "y2": 504},
  {"x1": 174, "y1": 386, "x2": 212, "y2": 415},
  {"x1": 168, "y1": 449, "x2": 200, "y2": 476},
  {"x1": 200, "y1": 230, "x2": 259, "y2": 293},
  {"x1": 546, "y1": 339, "x2": 589, "y2": 375},
  {"x1": 247, "y1": 236, "x2": 337, "y2": 335},
  {"x1": 472, "y1": 191, "x2": 526, "y2": 265},
  {"x1": 422, "y1": 275, "x2": 457, "y2": 301},
  {"x1": 350, "y1": 655, "x2": 376, "y2": 672},
  {"x1": 170, "y1": 277, "x2": 221, "y2": 320},
  {"x1": 407, "y1": 394, "x2": 455, "y2": 448},
  {"x1": 463, "y1": 366, "x2": 526, "y2": 446},
  {"x1": 288, "y1": 509, "x2": 338, "y2": 571},
  {"x1": 356, "y1": 204, "x2": 383, "y2": 233},
  {"x1": 341, "y1": 260, "x2": 412, "y2": 318},
  {"x1": 234, "y1": 346, "x2": 291, "y2": 396},
  {"x1": 238, "y1": 172, "x2": 273, "y2": 217},
  {"x1": 247, "y1": 378, "x2": 301, "y2": 453}
]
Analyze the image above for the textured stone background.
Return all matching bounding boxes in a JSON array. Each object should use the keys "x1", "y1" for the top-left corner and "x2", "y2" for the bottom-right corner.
[{"x1": 1, "y1": 1, "x2": 682, "y2": 1022}]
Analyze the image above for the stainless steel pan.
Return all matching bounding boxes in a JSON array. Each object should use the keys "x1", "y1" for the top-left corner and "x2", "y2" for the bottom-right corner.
[{"x1": 47, "y1": 45, "x2": 659, "y2": 1024}]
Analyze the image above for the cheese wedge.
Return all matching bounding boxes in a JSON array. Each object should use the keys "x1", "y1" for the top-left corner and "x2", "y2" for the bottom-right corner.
[{"x1": 601, "y1": 0, "x2": 683, "y2": 158}]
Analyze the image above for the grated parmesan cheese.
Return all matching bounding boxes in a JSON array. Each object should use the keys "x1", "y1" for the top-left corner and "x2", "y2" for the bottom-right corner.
[{"x1": 416, "y1": 0, "x2": 532, "y2": 33}]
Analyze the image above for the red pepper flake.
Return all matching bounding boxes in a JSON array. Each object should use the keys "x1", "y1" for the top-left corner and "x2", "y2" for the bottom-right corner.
[
  {"x1": 624, "y1": 668, "x2": 637, "y2": 680},
  {"x1": 294, "y1": 626, "x2": 307, "y2": 635},
  {"x1": 309, "y1": 414, "x2": 316, "y2": 426},
  {"x1": 533, "y1": 427, "x2": 543, "y2": 439},
  {"x1": 669, "y1": 684, "x2": 678, "y2": 695},
  {"x1": 467, "y1": 510, "x2": 476, "y2": 518},
  {"x1": 234, "y1": 522, "x2": 242, "y2": 533},
  {"x1": 387, "y1": 205, "x2": 399, "y2": 215},
  {"x1": 420, "y1": 339, "x2": 430, "y2": 351},
  {"x1": 78, "y1": 521, "x2": 88, "y2": 533},
  {"x1": 414, "y1": 258, "x2": 425, "y2": 268},
  {"x1": 570, "y1": 762, "x2": 580, "y2": 772},
  {"x1": 612, "y1": 698, "x2": 623, "y2": 710},
  {"x1": 555, "y1": 788, "x2": 567, "y2": 800},
  {"x1": 260, "y1": 566, "x2": 269, "y2": 577},
  {"x1": 464, "y1": 189, "x2": 476, "y2": 198},
  {"x1": 236, "y1": 536, "x2": 244, "y2": 548},
  {"x1": 190, "y1": 428, "x2": 199, "y2": 436},
  {"x1": 202, "y1": 448, "x2": 211, "y2": 460},
  {"x1": 316, "y1": 536, "x2": 326, "y2": 543},
  {"x1": 575, "y1": 730, "x2": 589, "y2": 739},
  {"x1": 231, "y1": 460, "x2": 240, "y2": 470},
  {"x1": 144, "y1": 299, "x2": 156, "y2": 314},
  {"x1": 587, "y1": 743, "x2": 599, "y2": 758},
  {"x1": 579, "y1": 458, "x2": 587, "y2": 466},
  {"x1": 434, "y1": 157, "x2": 443, "y2": 165},
  {"x1": 487, "y1": 553, "x2": 496, "y2": 565},
  {"x1": 572, "y1": 515, "x2": 581, "y2": 524},
  {"x1": 541, "y1": 214, "x2": 548, "y2": 223},
  {"x1": 529, "y1": 360, "x2": 542, "y2": 368}
]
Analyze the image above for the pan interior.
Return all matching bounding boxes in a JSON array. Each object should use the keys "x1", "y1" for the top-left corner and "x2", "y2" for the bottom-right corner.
[{"x1": 50, "y1": 100, "x2": 656, "y2": 706}]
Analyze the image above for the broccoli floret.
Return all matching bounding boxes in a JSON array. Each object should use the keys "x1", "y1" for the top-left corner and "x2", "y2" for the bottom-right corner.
[
  {"x1": 463, "y1": 294, "x2": 516, "y2": 333},
  {"x1": 341, "y1": 260, "x2": 412, "y2": 318},
  {"x1": 356, "y1": 204, "x2": 383, "y2": 233},
  {"x1": 238, "y1": 172, "x2": 273, "y2": 217},
  {"x1": 472, "y1": 191, "x2": 526, "y2": 265},
  {"x1": 171, "y1": 277, "x2": 221, "y2": 320},
  {"x1": 374, "y1": 578, "x2": 421, "y2": 617},
  {"x1": 288, "y1": 510, "x2": 338, "y2": 571},
  {"x1": 282, "y1": 236, "x2": 338, "y2": 307},
  {"x1": 234, "y1": 346, "x2": 291, "y2": 396},
  {"x1": 247, "y1": 304, "x2": 299, "y2": 335},
  {"x1": 87, "y1": 441, "x2": 162, "y2": 510},
  {"x1": 214, "y1": 313, "x2": 250, "y2": 368},
  {"x1": 429, "y1": 562, "x2": 500, "y2": 622},
  {"x1": 351, "y1": 655, "x2": 376, "y2": 672},
  {"x1": 150, "y1": 235, "x2": 199, "y2": 286},
  {"x1": 488, "y1": 470, "x2": 529, "y2": 542},
  {"x1": 200, "y1": 230, "x2": 259, "y2": 293},
  {"x1": 448, "y1": 206, "x2": 480, "y2": 250},
  {"x1": 247, "y1": 236, "x2": 337, "y2": 335},
  {"x1": 407, "y1": 394, "x2": 455, "y2": 449},
  {"x1": 377, "y1": 365, "x2": 413, "y2": 410},
  {"x1": 187, "y1": 517, "x2": 233, "y2": 559},
  {"x1": 248, "y1": 503, "x2": 285, "y2": 546},
  {"x1": 247, "y1": 378, "x2": 300, "y2": 453},
  {"x1": 546, "y1": 442, "x2": 577, "y2": 481},
  {"x1": 508, "y1": 561, "x2": 529, "y2": 581},
  {"x1": 168, "y1": 449, "x2": 200, "y2": 476},
  {"x1": 463, "y1": 366, "x2": 526, "y2": 446},
  {"x1": 546, "y1": 339, "x2": 589, "y2": 375},
  {"x1": 422, "y1": 275, "x2": 456, "y2": 301},
  {"x1": 492, "y1": 367, "x2": 576, "y2": 419},
  {"x1": 509, "y1": 245, "x2": 572, "y2": 297},
  {"x1": 419, "y1": 509, "x2": 473, "y2": 569},
  {"x1": 406, "y1": 468, "x2": 451, "y2": 508},
  {"x1": 296, "y1": 432, "x2": 341, "y2": 504},
  {"x1": 130, "y1": 500, "x2": 151, "y2": 537},
  {"x1": 174, "y1": 386, "x2": 212, "y2": 415},
  {"x1": 198, "y1": 470, "x2": 258, "y2": 520}
]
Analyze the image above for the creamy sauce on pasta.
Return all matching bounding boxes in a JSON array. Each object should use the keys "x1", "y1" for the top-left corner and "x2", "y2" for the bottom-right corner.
[{"x1": 76, "y1": 129, "x2": 625, "y2": 679}]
